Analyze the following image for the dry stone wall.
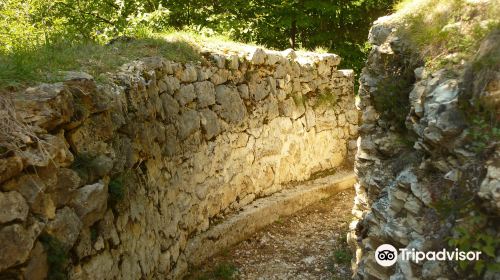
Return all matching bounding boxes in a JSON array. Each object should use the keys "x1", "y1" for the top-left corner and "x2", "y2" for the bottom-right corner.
[{"x1": 0, "y1": 47, "x2": 357, "y2": 279}]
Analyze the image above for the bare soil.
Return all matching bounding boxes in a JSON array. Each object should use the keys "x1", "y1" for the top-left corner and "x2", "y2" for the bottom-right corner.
[{"x1": 186, "y1": 188, "x2": 355, "y2": 280}]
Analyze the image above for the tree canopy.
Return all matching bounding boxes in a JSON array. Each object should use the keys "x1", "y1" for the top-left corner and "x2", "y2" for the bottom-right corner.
[{"x1": 0, "y1": 0, "x2": 396, "y2": 75}]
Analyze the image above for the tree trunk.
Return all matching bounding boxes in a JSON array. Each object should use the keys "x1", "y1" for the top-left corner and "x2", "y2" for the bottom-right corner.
[{"x1": 290, "y1": 17, "x2": 297, "y2": 49}]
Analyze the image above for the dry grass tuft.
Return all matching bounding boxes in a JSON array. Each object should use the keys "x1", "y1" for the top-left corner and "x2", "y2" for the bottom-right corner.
[{"x1": 0, "y1": 95, "x2": 48, "y2": 160}]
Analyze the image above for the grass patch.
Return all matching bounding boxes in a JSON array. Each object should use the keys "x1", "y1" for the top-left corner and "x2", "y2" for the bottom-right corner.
[
  {"x1": 292, "y1": 93, "x2": 306, "y2": 106},
  {"x1": 274, "y1": 216, "x2": 285, "y2": 225},
  {"x1": 327, "y1": 228, "x2": 353, "y2": 279},
  {"x1": 192, "y1": 262, "x2": 238, "y2": 280},
  {"x1": 333, "y1": 248, "x2": 352, "y2": 265},
  {"x1": 316, "y1": 90, "x2": 338, "y2": 108},
  {"x1": 0, "y1": 30, "x2": 249, "y2": 90},
  {"x1": 39, "y1": 234, "x2": 68, "y2": 280},
  {"x1": 393, "y1": 0, "x2": 500, "y2": 71}
]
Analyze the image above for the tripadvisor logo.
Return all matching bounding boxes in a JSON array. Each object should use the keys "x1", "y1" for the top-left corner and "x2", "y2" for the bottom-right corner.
[
  {"x1": 375, "y1": 244, "x2": 398, "y2": 267},
  {"x1": 374, "y1": 244, "x2": 483, "y2": 267}
]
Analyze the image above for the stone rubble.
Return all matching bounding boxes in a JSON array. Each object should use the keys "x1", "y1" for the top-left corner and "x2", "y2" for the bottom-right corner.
[{"x1": 350, "y1": 12, "x2": 500, "y2": 280}]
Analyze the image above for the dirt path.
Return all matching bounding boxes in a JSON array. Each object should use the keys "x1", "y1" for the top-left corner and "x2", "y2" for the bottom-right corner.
[{"x1": 186, "y1": 188, "x2": 355, "y2": 280}]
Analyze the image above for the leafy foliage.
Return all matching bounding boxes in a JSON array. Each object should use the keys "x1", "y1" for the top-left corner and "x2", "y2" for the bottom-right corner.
[
  {"x1": 433, "y1": 168, "x2": 500, "y2": 277},
  {"x1": 393, "y1": 0, "x2": 500, "y2": 71},
  {"x1": 193, "y1": 262, "x2": 238, "y2": 280},
  {"x1": 445, "y1": 201, "x2": 500, "y2": 276},
  {"x1": 468, "y1": 117, "x2": 500, "y2": 153},
  {"x1": 108, "y1": 174, "x2": 129, "y2": 207},
  {"x1": 1, "y1": 0, "x2": 397, "y2": 89}
]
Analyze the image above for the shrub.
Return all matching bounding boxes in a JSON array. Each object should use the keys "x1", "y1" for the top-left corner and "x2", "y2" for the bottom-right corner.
[
  {"x1": 108, "y1": 175, "x2": 127, "y2": 207},
  {"x1": 333, "y1": 248, "x2": 352, "y2": 265},
  {"x1": 212, "y1": 263, "x2": 238, "y2": 279}
]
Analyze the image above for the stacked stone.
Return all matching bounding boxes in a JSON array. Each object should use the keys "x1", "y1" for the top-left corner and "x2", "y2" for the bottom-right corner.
[
  {"x1": 0, "y1": 46, "x2": 356, "y2": 279},
  {"x1": 350, "y1": 14, "x2": 500, "y2": 280}
]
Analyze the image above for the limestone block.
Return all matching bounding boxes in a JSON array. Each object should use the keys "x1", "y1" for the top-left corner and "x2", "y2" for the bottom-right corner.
[
  {"x1": 249, "y1": 80, "x2": 269, "y2": 101},
  {"x1": 161, "y1": 93, "x2": 180, "y2": 121},
  {"x1": 237, "y1": 84, "x2": 250, "y2": 100},
  {"x1": 161, "y1": 76, "x2": 180, "y2": 95},
  {"x1": 176, "y1": 109, "x2": 201, "y2": 140},
  {"x1": 210, "y1": 69, "x2": 229, "y2": 85},
  {"x1": 22, "y1": 241, "x2": 48, "y2": 280},
  {"x1": 0, "y1": 191, "x2": 29, "y2": 223},
  {"x1": 346, "y1": 109, "x2": 359, "y2": 125},
  {"x1": 48, "y1": 168, "x2": 81, "y2": 207},
  {"x1": 2, "y1": 174, "x2": 55, "y2": 219},
  {"x1": 20, "y1": 131, "x2": 74, "y2": 168},
  {"x1": 0, "y1": 222, "x2": 42, "y2": 271},
  {"x1": 66, "y1": 112, "x2": 114, "y2": 156},
  {"x1": 200, "y1": 109, "x2": 221, "y2": 140},
  {"x1": 305, "y1": 106, "x2": 316, "y2": 130},
  {"x1": 251, "y1": 48, "x2": 267, "y2": 65},
  {"x1": 215, "y1": 85, "x2": 247, "y2": 124},
  {"x1": 0, "y1": 156, "x2": 23, "y2": 184},
  {"x1": 179, "y1": 65, "x2": 198, "y2": 82},
  {"x1": 267, "y1": 77, "x2": 277, "y2": 95},
  {"x1": 197, "y1": 67, "x2": 213, "y2": 81},
  {"x1": 361, "y1": 106, "x2": 379, "y2": 124},
  {"x1": 14, "y1": 83, "x2": 74, "y2": 131},
  {"x1": 265, "y1": 94, "x2": 280, "y2": 120},
  {"x1": 211, "y1": 54, "x2": 226, "y2": 68},
  {"x1": 175, "y1": 84, "x2": 196, "y2": 106},
  {"x1": 99, "y1": 210, "x2": 120, "y2": 247},
  {"x1": 46, "y1": 207, "x2": 82, "y2": 250},
  {"x1": 315, "y1": 110, "x2": 337, "y2": 132},
  {"x1": 69, "y1": 180, "x2": 108, "y2": 227},
  {"x1": 79, "y1": 251, "x2": 115, "y2": 280},
  {"x1": 229, "y1": 55, "x2": 239, "y2": 70},
  {"x1": 194, "y1": 81, "x2": 216, "y2": 108},
  {"x1": 478, "y1": 150, "x2": 500, "y2": 214}
]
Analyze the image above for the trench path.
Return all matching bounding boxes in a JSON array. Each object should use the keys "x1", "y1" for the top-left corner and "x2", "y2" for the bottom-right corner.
[{"x1": 186, "y1": 188, "x2": 355, "y2": 280}]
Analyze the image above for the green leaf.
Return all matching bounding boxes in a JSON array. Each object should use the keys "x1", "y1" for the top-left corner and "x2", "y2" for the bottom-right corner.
[
  {"x1": 483, "y1": 245, "x2": 496, "y2": 258},
  {"x1": 474, "y1": 260, "x2": 485, "y2": 275},
  {"x1": 487, "y1": 263, "x2": 500, "y2": 272}
]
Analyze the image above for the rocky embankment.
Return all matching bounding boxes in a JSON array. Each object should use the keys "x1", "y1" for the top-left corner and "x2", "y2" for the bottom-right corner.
[{"x1": 350, "y1": 7, "x2": 500, "y2": 280}]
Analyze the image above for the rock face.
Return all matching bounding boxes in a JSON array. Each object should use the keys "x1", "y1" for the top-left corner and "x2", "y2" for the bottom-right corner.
[
  {"x1": 0, "y1": 47, "x2": 356, "y2": 279},
  {"x1": 350, "y1": 12, "x2": 500, "y2": 280}
]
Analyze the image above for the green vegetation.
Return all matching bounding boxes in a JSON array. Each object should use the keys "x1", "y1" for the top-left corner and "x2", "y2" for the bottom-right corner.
[
  {"x1": 108, "y1": 173, "x2": 129, "y2": 207},
  {"x1": 39, "y1": 234, "x2": 68, "y2": 280},
  {"x1": 393, "y1": 0, "x2": 500, "y2": 71},
  {"x1": 316, "y1": 90, "x2": 339, "y2": 108},
  {"x1": 0, "y1": 0, "x2": 397, "y2": 90},
  {"x1": 468, "y1": 117, "x2": 500, "y2": 153},
  {"x1": 292, "y1": 93, "x2": 305, "y2": 107},
  {"x1": 434, "y1": 186, "x2": 500, "y2": 277},
  {"x1": 333, "y1": 248, "x2": 352, "y2": 265},
  {"x1": 372, "y1": 66, "x2": 415, "y2": 131},
  {"x1": 71, "y1": 153, "x2": 98, "y2": 178},
  {"x1": 89, "y1": 224, "x2": 99, "y2": 243},
  {"x1": 193, "y1": 262, "x2": 238, "y2": 280},
  {"x1": 0, "y1": 31, "x2": 206, "y2": 88}
]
